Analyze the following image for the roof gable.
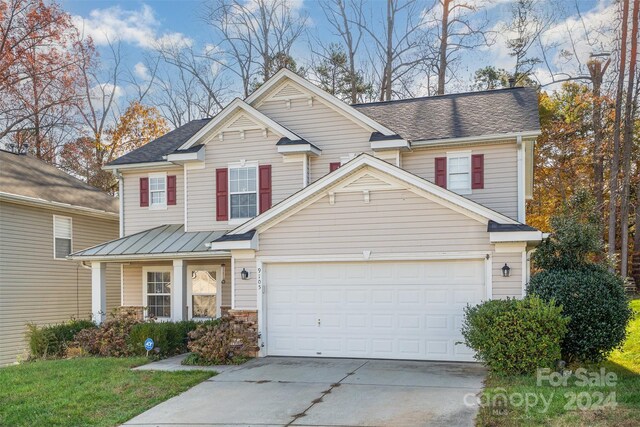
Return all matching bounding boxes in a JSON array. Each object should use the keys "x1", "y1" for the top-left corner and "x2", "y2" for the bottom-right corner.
[
  {"x1": 228, "y1": 153, "x2": 519, "y2": 236},
  {"x1": 179, "y1": 98, "x2": 302, "y2": 149},
  {"x1": 246, "y1": 69, "x2": 396, "y2": 137}
]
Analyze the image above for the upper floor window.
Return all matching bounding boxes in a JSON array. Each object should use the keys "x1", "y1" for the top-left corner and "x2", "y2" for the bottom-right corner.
[
  {"x1": 53, "y1": 215, "x2": 72, "y2": 259},
  {"x1": 447, "y1": 152, "x2": 471, "y2": 194},
  {"x1": 149, "y1": 173, "x2": 167, "y2": 208},
  {"x1": 229, "y1": 165, "x2": 257, "y2": 219}
]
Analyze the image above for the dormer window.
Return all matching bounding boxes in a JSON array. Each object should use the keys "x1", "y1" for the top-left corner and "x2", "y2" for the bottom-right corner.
[{"x1": 229, "y1": 165, "x2": 257, "y2": 219}]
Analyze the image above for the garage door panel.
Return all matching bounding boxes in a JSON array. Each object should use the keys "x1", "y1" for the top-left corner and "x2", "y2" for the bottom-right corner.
[{"x1": 266, "y1": 260, "x2": 484, "y2": 362}]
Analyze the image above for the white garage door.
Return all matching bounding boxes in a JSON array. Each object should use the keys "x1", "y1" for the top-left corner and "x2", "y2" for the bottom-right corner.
[{"x1": 265, "y1": 259, "x2": 485, "y2": 362}]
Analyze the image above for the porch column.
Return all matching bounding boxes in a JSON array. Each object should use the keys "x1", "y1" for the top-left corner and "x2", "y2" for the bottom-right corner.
[
  {"x1": 172, "y1": 260, "x2": 186, "y2": 321},
  {"x1": 91, "y1": 262, "x2": 107, "y2": 325}
]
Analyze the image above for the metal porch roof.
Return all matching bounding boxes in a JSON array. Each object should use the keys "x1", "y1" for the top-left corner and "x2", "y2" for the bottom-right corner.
[{"x1": 70, "y1": 224, "x2": 227, "y2": 258}]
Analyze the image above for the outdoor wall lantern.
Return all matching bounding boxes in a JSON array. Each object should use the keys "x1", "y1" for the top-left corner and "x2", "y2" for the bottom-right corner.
[
  {"x1": 241, "y1": 268, "x2": 250, "y2": 280},
  {"x1": 502, "y1": 263, "x2": 511, "y2": 277},
  {"x1": 221, "y1": 264, "x2": 226, "y2": 284}
]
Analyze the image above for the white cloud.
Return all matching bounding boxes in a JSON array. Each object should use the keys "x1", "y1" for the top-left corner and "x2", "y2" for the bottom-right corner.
[
  {"x1": 72, "y1": 5, "x2": 192, "y2": 50},
  {"x1": 133, "y1": 62, "x2": 150, "y2": 80}
]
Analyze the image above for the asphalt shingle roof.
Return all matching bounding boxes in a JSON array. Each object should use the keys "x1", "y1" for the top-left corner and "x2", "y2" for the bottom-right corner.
[
  {"x1": 107, "y1": 87, "x2": 540, "y2": 166},
  {"x1": 107, "y1": 118, "x2": 212, "y2": 166},
  {"x1": 0, "y1": 150, "x2": 118, "y2": 214},
  {"x1": 352, "y1": 87, "x2": 540, "y2": 142}
]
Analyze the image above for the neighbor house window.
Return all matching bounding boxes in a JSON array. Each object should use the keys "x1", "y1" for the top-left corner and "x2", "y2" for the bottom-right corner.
[
  {"x1": 447, "y1": 152, "x2": 471, "y2": 194},
  {"x1": 146, "y1": 271, "x2": 171, "y2": 318},
  {"x1": 53, "y1": 215, "x2": 72, "y2": 259},
  {"x1": 149, "y1": 173, "x2": 167, "y2": 208},
  {"x1": 229, "y1": 165, "x2": 257, "y2": 219}
]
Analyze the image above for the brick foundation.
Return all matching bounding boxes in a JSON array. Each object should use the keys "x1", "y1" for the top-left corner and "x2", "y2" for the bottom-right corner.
[{"x1": 227, "y1": 309, "x2": 259, "y2": 356}]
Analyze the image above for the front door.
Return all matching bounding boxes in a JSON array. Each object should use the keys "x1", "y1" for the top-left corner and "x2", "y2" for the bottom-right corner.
[{"x1": 187, "y1": 266, "x2": 222, "y2": 320}]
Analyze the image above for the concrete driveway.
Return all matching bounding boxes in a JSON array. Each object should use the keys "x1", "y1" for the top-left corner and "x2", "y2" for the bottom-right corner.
[{"x1": 124, "y1": 357, "x2": 486, "y2": 427}]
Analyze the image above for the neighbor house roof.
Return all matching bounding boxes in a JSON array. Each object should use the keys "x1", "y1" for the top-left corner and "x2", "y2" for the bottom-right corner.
[
  {"x1": 0, "y1": 149, "x2": 118, "y2": 215},
  {"x1": 69, "y1": 224, "x2": 228, "y2": 259},
  {"x1": 105, "y1": 86, "x2": 540, "y2": 166},
  {"x1": 352, "y1": 87, "x2": 540, "y2": 142}
]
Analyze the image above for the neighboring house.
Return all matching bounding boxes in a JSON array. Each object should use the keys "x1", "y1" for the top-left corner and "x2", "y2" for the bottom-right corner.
[
  {"x1": 0, "y1": 149, "x2": 120, "y2": 365},
  {"x1": 71, "y1": 69, "x2": 542, "y2": 362}
]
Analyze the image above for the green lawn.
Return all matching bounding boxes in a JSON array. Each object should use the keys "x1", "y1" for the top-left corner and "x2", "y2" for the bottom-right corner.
[
  {"x1": 476, "y1": 299, "x2": 640, "y2": 426},
  {"x1": 0, "y1": 357, "x2": 214, "y2": 427}
]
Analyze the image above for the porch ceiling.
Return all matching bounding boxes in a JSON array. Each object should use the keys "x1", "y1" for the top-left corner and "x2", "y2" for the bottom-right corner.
[{"x1": 70, "y1": 224, "x2": 228, "y2": 259}]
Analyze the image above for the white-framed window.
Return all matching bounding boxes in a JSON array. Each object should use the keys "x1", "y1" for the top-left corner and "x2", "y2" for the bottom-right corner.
[
  {"x1": 53, "y1": 215, "x2": 72, "y2": 259},
  {"x1": 143, "y1": 268, "x2": 172, "y2": 318},
  {"x1": 447, "y1": 151, "x2": 472, "y2": 194},
  {"x1": 229, "y1": 163, "x2": 258, "y2": 221},
  {"x1": 149, "y1": 172, "x2": 167, "y2": 209}
]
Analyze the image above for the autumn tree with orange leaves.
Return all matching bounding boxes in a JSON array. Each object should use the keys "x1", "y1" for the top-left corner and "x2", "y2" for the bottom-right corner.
[
  {"x1": 60, "y1": 101, "x2": 169, "y2": 193},
  {"x1": 0, "y1": 0, "x2": 92, "y2": 160}
]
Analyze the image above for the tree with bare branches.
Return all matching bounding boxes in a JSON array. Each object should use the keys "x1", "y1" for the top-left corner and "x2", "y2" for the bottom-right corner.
[
  {"x1": 204, "y1": 0, "x2": 308, "y2": 97},
  {"x1": 426, "y1": 0, "x2": 494, "y2": 95}
]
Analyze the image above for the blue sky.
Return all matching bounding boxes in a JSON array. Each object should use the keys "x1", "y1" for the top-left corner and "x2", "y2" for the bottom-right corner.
[{"x1": 60, "y1": 0, "x2": 616, "y2": 116}]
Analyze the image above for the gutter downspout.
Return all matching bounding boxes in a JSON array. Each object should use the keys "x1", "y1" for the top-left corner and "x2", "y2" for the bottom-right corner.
[
  {"x1": 516, "y1": 136, "x2": 525, "y2": 223},
  {"x1": 113, "y1": 169, "x2": 124, "y2": 238}
]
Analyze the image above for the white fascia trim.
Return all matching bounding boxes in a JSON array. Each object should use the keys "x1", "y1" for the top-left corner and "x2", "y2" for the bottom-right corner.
[
  {"x1": 277, "y1": 144, "x2": 321, "y2": 156},
  {"x1": 257, "y1": 251, "x2": 489, "y2": 263},
  {"x1": 165, "y1": 146, "x2": 205, "y2": 163},
  {"x1": 246, "y1": 69, "x2": 396, "y2": 136},
  {"x1": 489, "y1": 231, "x2": 543, "y2": 243},
  {"x1": 231, "y1": 153, "x2": 518, "y2": 235},
  {"x1": 370, "y1": 139, "x2": 410, "y2": 150},
  {"x1": 103, "y1": 161, "x2": 172, "y2": 171},
  {"x1": 410, "y1": 131, "x2": 542, "y2": 148},
  {"x1": 0, "y1": 192, "x2": 119, "y2": 221},
  {"x1": 208, "y1": 234, "x2": 258, "y2": 251},
  {"x1": 179, "y1": 98, "x2": 300, "y2": 150},
  {"x1": 69, "y1": 250, "x2": 231, "y2": 262}
]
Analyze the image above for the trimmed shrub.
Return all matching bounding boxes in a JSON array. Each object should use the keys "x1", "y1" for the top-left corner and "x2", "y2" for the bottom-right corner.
[
  {"x1": 187, "y1": 316, "x2": 257, "y2": 364},
  {"x1": 461, "y1": 297, "x2": 569, "y2": 375},
  {"x1": 128, "y1": 321, "x2": 198, "y2": 356},
  {"x1": 74, "y1": 307, "x2": 143, "y2": 356},
  {"x1": 27, "y1": 320, "x2": 96, "y2": 359},
  {"x1": 527, "y1": 266, "x2": 632, "y2": 362}
]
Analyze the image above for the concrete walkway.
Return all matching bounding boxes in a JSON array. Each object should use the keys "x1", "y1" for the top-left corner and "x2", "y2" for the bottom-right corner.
[
  {"x1": 125, "y1": 357, "x2": 485, "y2": 427},
  {"x1": 133, "y1": 353, "x2": 239, "y2": 373}
]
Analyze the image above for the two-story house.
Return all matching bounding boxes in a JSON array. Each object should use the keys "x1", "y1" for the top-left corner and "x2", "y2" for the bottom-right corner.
[{"x1": 71, "y1": 69, "x2": 542, "y2": 362}]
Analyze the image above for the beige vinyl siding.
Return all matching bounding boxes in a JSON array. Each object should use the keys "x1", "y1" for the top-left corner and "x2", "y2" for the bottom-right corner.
[
  {"x1": 122, "y1": 259, "x2": 232, "y2": 310},
  {"x1": 233, "y1": 261, "x2": 256, "y2": 309},
  {"x1": 401, "y1": 142, "x2": 519, "y2": 219},
  {"x1": 257, "y1": 95, "x2": 374, "y2": 183},
  {"x1": 492, "y1": 253, "x2": 523, "y2": 298},
  {"x1": 186, "y1": 129, "x2": 302, "y2": 231},
  {"x1": 122, "y1": 167, "x2": 184, "y2": 236},
  {"x1": 0, "y1": 202, "x2": 119, "y2": 365},
  {"x1": 259, "y1": 189, "x2": 492, "y2": 257}
]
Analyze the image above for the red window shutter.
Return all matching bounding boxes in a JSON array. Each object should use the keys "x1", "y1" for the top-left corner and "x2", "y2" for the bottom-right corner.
[
  {"x1": 259, "y1": 164, "x2": 272, "y2": 214},
  {"x1": 435, "y1": 157, "x2": 447, "y2": 188},
  {"x1": 329, "y1": 162, "x2": 341, "y2": 172},
  {"x1": 139, "y1": 177, "x2": 149, "y2": 207},
  {"x1": 471, "y1": 154, "x2": 484, "y2": 189},
  {"x1": 167, "y1": 175, "x2": 177, "y2": 205},
  {"x1": 216, "y1": 168, "x2": 228, "y2": 221}
]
